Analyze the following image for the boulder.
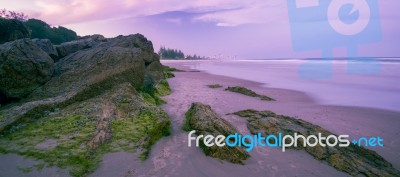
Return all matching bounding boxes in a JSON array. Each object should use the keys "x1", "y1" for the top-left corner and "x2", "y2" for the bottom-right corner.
[
  {"x1": 97, "y1": 34, "x2": 164, "y2": 91},
  {"x1": 0, "y1": 34, "x2": 165, "y2": 131},
  {"x1": 0, "y1": 18, "x2": 30, "y2": 44},
  {"x1": 101, "y1": 34, "x2": 153, "y2": 52},
  {"x1": 32, "y1": 39, "x2": 58, "y2": 59},
  {"x1": 183, "y1": 102, "x2": 250, "y2": 164},
  {"x1": 233, "y1": 109, "x2": 400, "y2": 177},
  {"x1": 145, "y1": 59, "x2": 164, "y2": 84},
  {"x1": 31, "y1": 35, "x2": 149, "y2": 100},
  {"x1": 0, "y1": 39, "x2": 54, "y2": 101},
  {"x1": 55, "y1": 35, "x2": 106, "y2": 59},
  {"x1": 79, "y1": 34, "x2": 106, "y2": 41},
  {"x1": 0, "y1": 34, "x2": 170, "y2": 176}
]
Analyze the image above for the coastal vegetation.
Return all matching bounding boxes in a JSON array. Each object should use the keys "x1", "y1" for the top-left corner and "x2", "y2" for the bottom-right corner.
[
  {"x1": 158, "y1": 46, "x2": 184, "y2": 59},
  {"x1": 24, "y1": 19, "x2": 78, "y2": 44},
  {"x1": 1, "y1": 9, "x2": 78, "y2": 45},
  {"x1": 158, "y1": 46, "x2": 207, "y2": 59}
]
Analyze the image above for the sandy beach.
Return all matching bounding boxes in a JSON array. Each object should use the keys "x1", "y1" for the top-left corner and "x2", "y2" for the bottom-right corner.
[
  {"x1": 2, "y1": 1, "x2": 400, "y2": 176},
  {"x1": 94, "y1": 60, "x2": 400, "y2": 177},
  {"x1": 1, "y1": 60, "x2": 399, "y2": 177}
]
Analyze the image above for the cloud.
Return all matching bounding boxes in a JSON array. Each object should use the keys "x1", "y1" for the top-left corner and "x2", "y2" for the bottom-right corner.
[
  {"x1": 2, "y1": 0, "x2": 286, "y2": 26},
  {"x1": 166, "y1": 18, "x2": 182, "y2": 25},
  {"x1": 194, "y1": 2, "x2": 286, "y2": 27},
  {"x1": 27, "y1": 0, "x2": 232, "y2": 24},
  {"x1": 32, "y1": 0, "x2": 128, "y2": 24}
]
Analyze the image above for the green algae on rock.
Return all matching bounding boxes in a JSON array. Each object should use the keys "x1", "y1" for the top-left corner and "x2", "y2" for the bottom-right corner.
[
  {"x1": 162, "y1": 65, "x2": 184, "y2": 79},
  {"x1": 0, "y1": 34, "x2": 172, "y2": 177},
  {"x1": 0, "y1": 34, "x2": 164, "y2": 132},
  {"x1": 207, "y1": 84, "x2": 223, "y2": 88},
  {"x1": 0, "y1": 39, "x2": 54, "y2": 100},
  {"x1": 0, "y1": 82, "x2": 171, "y2": 177},
  {"x1": 183, "y1": 102, "x2": 250, "y2": 164},
  {"x1": 233, "y1": 109, "x2": 400, "y2": 177},
  {"x1": 163, "y1": 65, "x2": 185, "y2": 72},
  {"x1": 225, "y1": 86, "x2": 274, "y2": 101}
]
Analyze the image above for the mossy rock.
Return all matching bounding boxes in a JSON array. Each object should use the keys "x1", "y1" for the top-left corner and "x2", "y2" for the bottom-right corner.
[
  {"x1": 0, "y1": 34, "x2": 165, "y2": 132},
  {"x1": 0, "y1": 39, "x2": 54, "y2": 100},
  {"x1": 162, "y1": 65, "x2": 184, "y2": 79},
  {"x1": 156, "y1": 80, "x2": 171, "y2": 97},
  {"x1": 183, "y1": 102, "x2": 250, "y2": 164},
  {"x1": 233, "y1": 109, "x2": 400, "y2": 177},
  {"x1": 0, "y1": 34, "x2": 171, "y2": 176},
  {"x1": 225, "y1": 86, "x2": 274, "y2": 101},
  {"x1": 0, "y1": 114, "x2": 98, "y2": 176},
  {"x1": 162, "y1": 65, "x2": 185, "y2": 72},
  {"x1": 164, "y1": 71, "x2": 175, "y2": 78},
  {"x1": 0, "y1": 83, "x2": 171, "y2": 177},
  {"x1": 208, "y1": 84, "x2": 223, "y2": 88}
]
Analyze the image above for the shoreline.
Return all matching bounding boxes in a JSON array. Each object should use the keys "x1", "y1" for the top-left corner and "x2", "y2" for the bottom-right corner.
[
  {"x1": 160, "y1": 61, "x2": 400, "y2": 171},
  {"x1": 1, "y1": 60, "x2": 399, "y2": 177},
  {"x1": 162, "y1": 59, "x2": 400, "y2": 112},
  {"x1": 97, "y1": 60, "x2": 397, "y2": 177}
]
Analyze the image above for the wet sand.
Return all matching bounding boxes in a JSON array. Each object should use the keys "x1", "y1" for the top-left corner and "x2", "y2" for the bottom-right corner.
[
  {"x1": 94, "y1": 61, "x2": 399, "y2": 177},
  {"x1": 177, "y1": 59, "x2": 400, "y2": 112},
  {"x1": 1, "y1": 61, "x2": 399, "y2": 177},
  {"x1": 0, "y1": 154, "x2": 70, "y2": 177}
]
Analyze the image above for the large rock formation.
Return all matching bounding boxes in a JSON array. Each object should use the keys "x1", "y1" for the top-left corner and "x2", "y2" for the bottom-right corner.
[
  {"x1": 0, "y1": 18, "x2": 30, "y2": 44},
  {"x1": 0, "y1": 39, "x2": 54, "y2": 102},
  {"x1": 0, "y1": 34, "x2": 164, "y2": 131},
  {"x1": 233, "y1": 109, "x2": 400, "y2": 177},
  {"x1": 55, "y1": 34, "x2": 106, "y2": 59},
  {"x1": 32, "y1": 39, "x2": 58, "y2": 59},
  {"x1": 0, "y1": 34, "x2": 170, "y2": 176},
  {"x1": 183, "y1": 102, "x2": 250, "y2": 164}
]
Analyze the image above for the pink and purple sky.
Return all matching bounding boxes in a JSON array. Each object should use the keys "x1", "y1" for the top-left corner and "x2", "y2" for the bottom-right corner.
[{"x1": 1, "y1": 0, "x2": 399, "y2": 59}]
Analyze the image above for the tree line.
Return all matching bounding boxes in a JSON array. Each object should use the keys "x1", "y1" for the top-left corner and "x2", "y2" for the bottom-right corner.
[
  {"x1": 158, "y1": 46, "x2": 207, "y2": 59},
  {"x1": 158, "y1": 46, "x2": 184, "y2": 59},
  {"x1": 0, "y1": 9, "x2": 78, "y2": 44}
]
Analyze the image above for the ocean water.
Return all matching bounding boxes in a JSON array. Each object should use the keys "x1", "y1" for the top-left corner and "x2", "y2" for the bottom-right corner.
[{"x1": 179, "y1": 59, "x2": 400, "y2": 112}]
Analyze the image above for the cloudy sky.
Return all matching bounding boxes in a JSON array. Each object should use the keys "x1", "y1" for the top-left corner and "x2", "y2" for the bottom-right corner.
[{"x1": 1, "y1": 0, "x2": 399, "y2": 59}]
